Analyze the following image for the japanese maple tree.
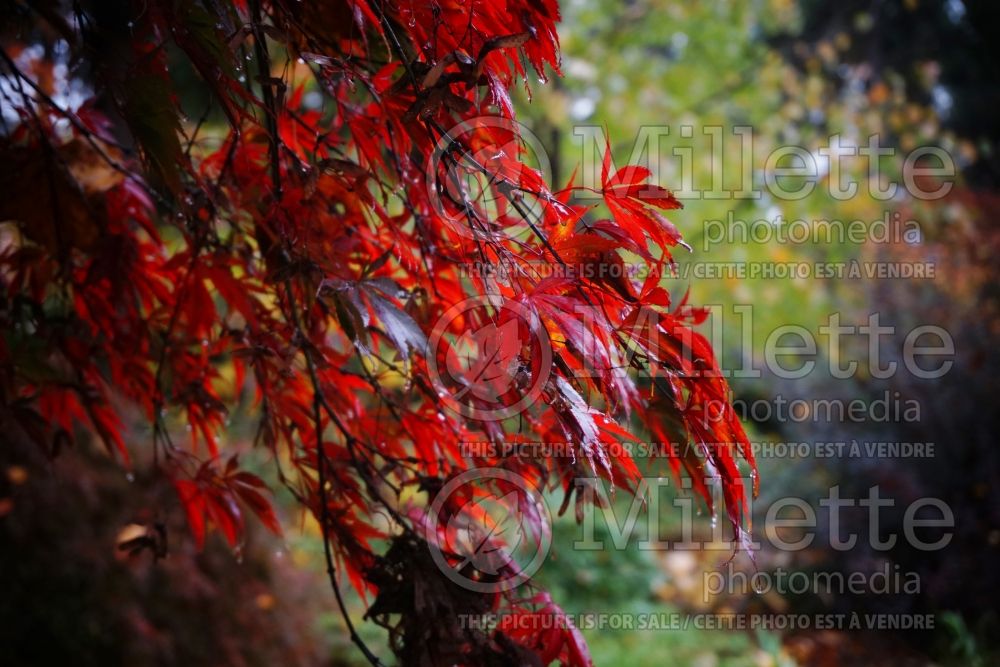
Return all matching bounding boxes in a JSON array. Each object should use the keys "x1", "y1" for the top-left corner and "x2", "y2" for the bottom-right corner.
[{"x1": 0, "y1": 1, "x2": 756, "y2": 664}]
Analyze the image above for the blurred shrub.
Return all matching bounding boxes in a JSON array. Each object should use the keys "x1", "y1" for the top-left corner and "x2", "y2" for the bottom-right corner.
[{"x1": 0, "y1": 433, "x2": 337, "y2": 666}]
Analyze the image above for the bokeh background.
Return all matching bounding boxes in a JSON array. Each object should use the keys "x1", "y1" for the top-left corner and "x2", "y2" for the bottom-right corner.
[{"x1": 3, "y1": 0, "x2": 998, "y2": 665}]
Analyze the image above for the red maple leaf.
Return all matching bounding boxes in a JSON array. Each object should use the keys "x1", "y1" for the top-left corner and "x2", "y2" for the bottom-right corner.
[{"x1": 445, "y1": 318, "x2": 523, "y2": 403}]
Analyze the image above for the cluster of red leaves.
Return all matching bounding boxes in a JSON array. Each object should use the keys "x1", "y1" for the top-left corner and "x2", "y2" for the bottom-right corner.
[{"x1": 0, "y1": 1, "x2": 755, "y2": 665}]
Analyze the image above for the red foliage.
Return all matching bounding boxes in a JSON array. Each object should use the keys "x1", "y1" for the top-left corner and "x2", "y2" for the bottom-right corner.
[{"x1": 0, "y1": 1, "x2": 755, "y2": 664}]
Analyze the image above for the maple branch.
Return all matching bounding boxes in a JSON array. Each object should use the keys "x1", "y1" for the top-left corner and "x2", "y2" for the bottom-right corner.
[
  {"x1": 424, "y1": 119, "x2": 684, "y2": 404},
  {"x1": 283, "y1": 278, "x2": 384, "y2": 667},
  {"x1": 367, "y1": 2, "x2": 683, "y2": 426},
  {"x1": 151, "y1": 250, "x2": 200, "y2": 461},
  {"x1": 0, "y1": 48, "x2": 174, "y2": 212},
  {"x1": 249, "y1": 0, "x2": 282, "y2": 199},
  {"x1": 313, "y1": 392, "x2": 385, "y2": 667}
]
